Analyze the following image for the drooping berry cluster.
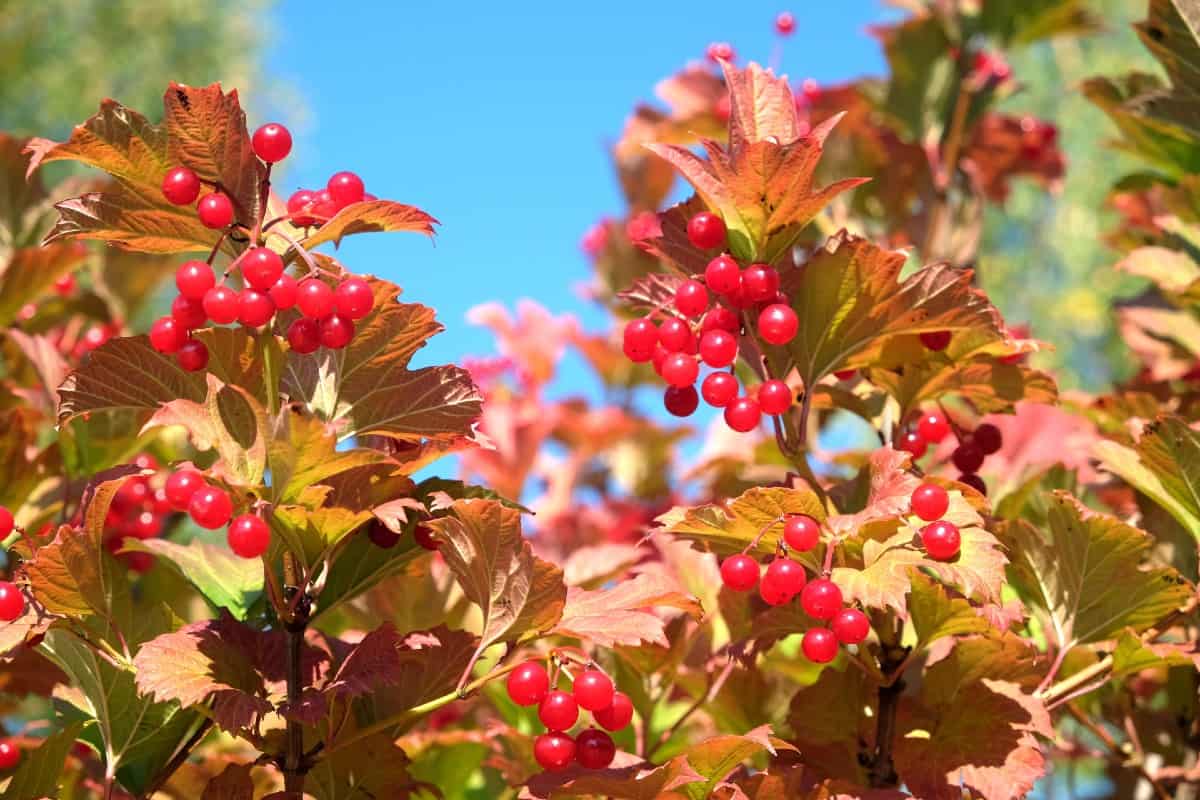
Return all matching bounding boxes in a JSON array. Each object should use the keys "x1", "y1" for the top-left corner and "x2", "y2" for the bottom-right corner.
[
  {"x1": 720, "y1": 514, "x2": 870, "y2": 664},
  {"x1": 507, "y1": 660, "x2": 631, "y2": 772},
  {"x1": 165, "y1": 469, "x2": 269, "y2": 559},
  {"x1": 910, "y1": 481, "x2": 961, "y2": 561},
  {"x1": 896, "y1": 409, "x2": 1000, "y2": 495}
]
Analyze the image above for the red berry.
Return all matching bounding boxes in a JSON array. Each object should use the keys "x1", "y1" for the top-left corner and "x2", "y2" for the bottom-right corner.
[
  {"x1": 286, "y1": 318, "x2": 321, "y2": 354},
  {"x1": 123, "y1": 551, "x2": 156, "y2": 573},
  {"x1": 720, "y1": 554, "x2": 760, "y2": 591},
  {"x1": 897, "y1": 430, "x2": 927, "y2": 459},
  {"x1": 413, "y1": 524, "x2": 440, "y2": 550},
  {"x1": 310, "y1": 188, "x2": 338, "y2": 220},
  {"x1": 237, "y1": 289, "x2": 275, "y2": 328},
  {"x1": 242, "y1": 247, "x2": 284, "y2": 290},
  {"x1": 162, "y1": 166, "x2": 201, "y2": 205},
  {"x1": 269, "y1": 275, "x2": 298, "y2": 310},
  {"x1": 53, "y1": 273, "x2": 76, "y2": 296},
  {"x1": 674, "y1": 280, "x2": 709, "y2": 318},
  {"x1": 287, "y1": 189, "x2": 318, "y2": 226},
  {"x1": 917, "y1": 411, "x2": 950, "y2": 444},
  {"x1": 664, "y1": 385, "x2": 699, "y2": 417},
  {"x1": 705, "y1": 254, "x2": 741, "y2": 294},
  {"x1": 776, "y1": 11, "x2": 796, "y2": 35},
  {"x1": 701, "y1": 306, "x2": 740, "y2": 334},
  {"x1": 699, "y1": 329, "x2": 738, "y2": 367},
  {"x1": 171, "y1": 295, "x2": 207, "y2": 330},
  {"x1": 757, "y1": 379, "x2": 792, "y2": 415},
  {"x1": 832, "y1": 608, "x2": 870, "y2": 645},
  {"x1": 660, "y1": 353, "x2": 698, "y2": 388},
  {"x1": 197, "y1": 192, "x2": 234, "y2": 229},
  {"x1": 228, "y1": 514, "x2": 270, "y2": 558},
  {"x1": 328, "y1": 171, "x2": 366, "y2": 208},
  {"x1": 658, "y1": 318, "x2": 693, "y2": 353},
  {"x1": 921, "y1": 521, "x2": 961, "y2": 561},
  {"x1": 149, "y1": 316, "x2": 187, "y2": 354},
  {"x1": 724, "y1": 397, "x2": 761, "y2": 432},
  {"x1": 593, "y1": 691, "x2": 634, "y2": 731},
  {"x1": 800, "y1": 578, "x2": 843, "y2": 620},
  {"x1": 973, "y1": 423, "x2": 1003, "y2": 455},
  {"x1": 201, "y1": 286, "x2": 238, "y2": 325},
  {"x1": 802, "y1": 628, "x2": 839, "y2": 663},
  {"x1": 726, "y1": 281, "x2": 754, "y2": 309},
  {"x1": 920, "y1": 330, "x2": 952, "y2": 351},
  {"x1": 188, "y1": 486, "x2": 233, "y2": 529},
  {"x1": 0, "y1": 582, "x2": 23, "y2": 622},
  {"x1": 758, "y1": 303, "x2": 798, "y2": 346},
  {"x1": 762, "y1": 557, "x2": 806, "y2": 600},
  {"x1": 951, "y1": 442, "x2": 985, "y2": 474},
  {"x1": 741, "y1": 264, "x2": 779, "y2": 303},
  {"x1": 706, "y1": 42, "x2": 736, "y2": 63},
  {"x1": 538, "y1": 690, "x2": 579, "y2": 731},
  {"x1": 701, "y1": 372, "x2": 739, "y2": 407},
  {"x1": 507, "y1": 661, "x2": 549, "y2": 706},
  {"x1": 687, "y1": 212, "x2": 727, "y2": 249},
  {"x1": 0, "y1": 506, "x2": 12, "y2": 538},
  {"x1": 958, "y1": 473, "x2": 987, "y2": 495},
  {"x1": 573, "y1": 669, "x2": 615, "y2": 711},
  {"x1": 0, "y1": 740, "x2": 20, "y2": 770},
  {"x1": 319, "y1": 314, "x2": 355, "y2": 349},
  {"x1": 252, "y1": 123, "x2": 292, "y2": 163},
  {"x1": 834, "y1": 369, "x2": 856, "y2": 381},
  {"x1": 576, "y1": 728, "x2": 616, "y2": 770},
  {"x1": 784, "y1": 514, "x2": 820, "y2": 552},
  {"x1": 623, "y1": 318, "x2": 658, "y2": 363},
  {"x1": 911, "y1": 482, "x2": 949, "y2": 522},
  {"x1": 367, "y1": 520, "x2": 401, "y2": 548},
  {"x1": 533, "y1": 732, "x2": 576, "y2": 772},
  {"x1": 164, "y1": 470, "x2": 205, "y2": 511},
  {"x1": 335, "y1": 277, "x2": 374, "y2": 320},
  {"x1": 130, "y1": 510, "x2": 161, "y2": 539},
  {"x1": 297, "y1": 279, "x2": 335, "y2": 319}
]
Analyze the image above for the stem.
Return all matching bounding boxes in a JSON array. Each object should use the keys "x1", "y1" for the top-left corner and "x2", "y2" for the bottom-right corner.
[
  {"x1": 139, "y1": 718, "x2": 213, "y2": 799},
  {"x1": 1065, "y1": 705, "x2": 1170, "y2": 800},
  {"x1": 281, "y1": 551, "x2": 310, "y2": 793},
  {"x1": 1036, "y1": 644, "x2": 1070, "y2": 695},
  {"x1": 821, "y1": 535, "x2": 838, "y2": 575},
  {"x1": 269, "y1": 226, "x2": 322, "y2": 275},
  {"x1": 741, "y1": 515, "x2": 785, "y2": 555},
  {"x1": 869, "y1": 618, "x2": 905, "y2": 787},
  {"x1": 920, "y1": 81, "x2": 972, "y2": 263}
]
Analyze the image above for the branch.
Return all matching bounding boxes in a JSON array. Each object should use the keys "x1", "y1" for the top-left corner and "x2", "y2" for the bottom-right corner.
[
  {"x1": 281, "y1": 551, "x2": 310, "y2": 793},
  {"x1": 139, "y1": 718, "x2": 213, "y2": 799},
  {"x1": 868, "y1": 617, "x2": 905, "y2": 788}
]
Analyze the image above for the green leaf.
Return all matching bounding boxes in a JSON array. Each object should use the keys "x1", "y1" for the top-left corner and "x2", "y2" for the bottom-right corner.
[
  {"x1": 1111, "y1": 628, "x2": 1200, "y2": 679},
  {"x1": 1135, "y1": 415, "x2": 1200, "y2": 537},
  {"x1": 270, "y1": 504, "x2": 374, "y2": 572},
  {"x1": 121, "y1": 538, "x2": 262, "y2": 620},
  {"x1": 972, "y1": 0, "x2": 1101, "y2": 46},
  {"x1": 908, "y1": 573, "x2": 993, "y2": 652},
  {"x1": 0, "y1": 723, "x2": 83, "y2": 800},
  {"x1": 300, "y1": 199, "x2": 437, "y2": 249},
  {"x1": 1094, "y1": 438, "x2": 1200, "y2": 539},
  {"x1": 266, "y1": 406, "x2": 386, "y2": 504}
]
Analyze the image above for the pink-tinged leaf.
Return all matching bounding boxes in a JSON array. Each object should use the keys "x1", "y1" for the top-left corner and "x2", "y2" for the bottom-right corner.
[
  {"x1": 552, "y1": 572, "x2": 702, "y2": 647},
  {"x1": 277, "y1": 688, "x2": 328, "y2": 725},
  {"x1": 301, "y1": 199, "x2": 438, "y2": 249},
  {"x1": 466, "y1": 300, "x2": 577, "y2": 388},
  {"x1": 325, "y1": 622, "x2": 403, "y2": 698},
  {"x1": 826, "y1": 447, "x2": 920, "y2": 537},
  {"x1": 562, "y1": 543, "x2": 646, "y2": 587},
  {"x1": 305, "y1": 732, "x2": 417, "y2": 800},
  {"x1": 6, "y1": 330, "x2": 70, "y2": 414},
  {"x1": 522, "y1": 752, "x2": 689, "y2": 800},
  {"x1": 0, "y1": 586, "x2": 58, "y2": 657},
  {"x1": 200, "y1": 763, "x2": 254, "y2": 800},
  {"x1": 723, "y1": 60, "x2": 805, "y2": 151}
]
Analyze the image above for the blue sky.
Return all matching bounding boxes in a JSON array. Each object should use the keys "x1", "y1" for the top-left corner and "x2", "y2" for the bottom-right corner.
[{"x1": 264, "y1": 1, "x2": 889, "y2": 380}]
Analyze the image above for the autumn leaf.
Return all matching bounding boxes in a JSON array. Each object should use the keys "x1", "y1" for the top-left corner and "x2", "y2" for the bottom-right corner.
[
  {"x1": 552, "y1": 572, "x2": 702, "y2": 647},
  {"x1": 1095, "y1": 414, "x2": 1200, "y2": 540},
  {"x1": 787, "y1": 666, "x2": 878, "y2": 784},
  {"x1": 266, "y1": 405, "x2": 388, "y2": 504},
  {"x1": 658, "y1": 485, "x2": 826, "y2": 562},
  {"x1": 354, "y1": 627, "x2": 478, "y2": 727},
  {"x1": 1111, "y1": 628, "x2": 1200, "y2": 679},
  {"x1": 825, "y1": 447, "x2": 919, "y2": 537},
  {"x1": 200, "y1": 763, "x2": 255, "y2": 800},
  {"x1": 0, "y1": 243, "x2": 88, "y2": 327},
  {"x1": 869, "y1": 358, "x2": 1057, "y2": 424},
  {"x1": 300, "y1": 199, "x2": 438, "y2": 248},
  {"x1": 305, "y1": 732, "x2": 418, "y2": 800},
  {"x1": 270, "y1": 504, "x2": 374, "y2": 570},
  {"x1": 121, "y1": 538, "x2": 262, "y2": 620},
  {"x1": 0, "y1": 723, "x2": 83, "y2": 800},
  {"x1": 324, "y1": 623, "x2": 403, "y2": 698},
  {"x1": 907, "y1": 573, "x2": 993, "y2": 652}
]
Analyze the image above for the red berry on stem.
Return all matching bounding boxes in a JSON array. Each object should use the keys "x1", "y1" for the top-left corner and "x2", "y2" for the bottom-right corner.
[
  {"x1": 0, "y1": 582, "x2": 24, "y2": 622},
  {"x1": 801, "y1": 578, "x2": 843, "y2": 620},
  {"x1": 130, "y1": 510, "x2": 161, "y2": 539},
  {"x1": 297, "y1": 278, "x2": 335, "y2": 319},
  {"x1": 951, "y1": 442, "x2": 985, "y2": 473},
  {"x1": 704, "y1": 254, "x2": 741, "y2": 294},
  {"x1": 227, "y1": 514, "x2": 270, "y2": 559},
  {"x1": 911, "y1": 482, "x2": 949, "y2": 522},
  {"x1": 171, "y1": 295, "x2": 207, "y2": 329},
  {"x1": 287, "y1": 189, "x2": 318, "y2": 226},
  {"x1": 593, "y1": 691, "x2": 634, "y2": 731},
  {"x1": 757, "y1": 304, "x2": 798, "y2": 345},
  {"x1": 701, "y1": 306, "x2": 740, "y2": 335},
  {"x1": 784, "y1": 514, "x2": 820, "y2": 552},
  {"x1": 674, "y1": 280, "x2": 709, "y2": 318},
  {"x1": 664, "y1": 385, "x2": 699, "y2": 417},
  {"x1": 162, "y1": 166, "x2": 201, "y2": 205},
  {"x1": 367, "y1": 520, "x2": 401, "y2": 549},
  {"x1": 762, "y1": 557, "x2": 806, "y2": 599},
  {"x1": 832, "y1": 608, "x2": 870, "y2": 645},
  {"x1": 252, "y1": 123, "x2": 292, "y2": 163},
  {"x1": 202, "y1": 286, "x2": 239, "y2": 325},
  {"x1": 919, "y1": 330, "x2": 952, "y2": 351},
  {"x1": 53, "y1": 273, "x2": 76, "y2": 296},
  {"x1": 176, "y1": 260, "x2": 215, "y2": 300},
  {"x1": 958, "y1": 473, "x2": 987, "y2": 495},
  {"x1": 897, "y1": 429, "x2": 927, "y2": 459},
  {"x1": 328, "y1": 171, "x2": 365, "y2": 208},
  {"x1": 0, "y1": 506, "x2": 12, "y2": 538},
  {"x1": 776, "y1": 11, "x2": 796, "y2": 35},
  {"x1": 720, "y1": 554, "x2": 759, "y2": 591},
  {"x1": 574, "y1": 669, "x2": 616, "y2": 711},
  {"x1": 287, "y1": 318, "x2": 321, "y2": 354},
  {"x1": 507, "y1": 661, "x2": 549, "y2": 706},
  {"x1": 149, "y1": 317, "x2": 187, "y2": 354},
  {"x1": 269, "y1": 275, "x2": 298, "y2": 310},
  {"x1": 660, "y1": 353, "x2": 698, "y2": 388},
  {"x1": 917, "y1": 411, "x2": 950, "y2": 443},
  {"x1": 921, "y1": 521, "x2": 961, "y2": 561},
  {"x1": 576, "y1": 729, "x2": 616, "y2": 770},
  {"x1": 973, "y1": 422, "x2": 1003, "y2": 455},
  {"x1": 413, "y1": 524, "x2": 440, "y2": 550},
  {"x1": 741, "y1": 264, "x2": 779, "y2": 302},
  {"x1": 623, "y1": 318, "x2": 658, "y2": 363},
  {"x1": 724, "y1": 396, "x2": 761, "y2": 432},
  {"x1": 699, "y1": 330, "x2": 737, "y2": 367},
  {"x1": 757, "y1": 379, "x2": 792, "y2": 415},
  {"x1": 319, "y1": 314, "x2": 355, "y2": 349},
  {"x1": 237, "y1": 289, "x2": 276, "y2": 328},
  {"x1": 0, "y1": 741, "x2": 20, "y2": 770},
  {"x1": 706, "y1": 42, "x2": 736, "y2": 63},
  {"x1": 197, "y1": 192, "x2": 234, "y2": 229},
  {"x1": 701, "y1": 372, "x2": 739, "y2": 407},
  {"x1": 310, "y1": 188, "x2": 338, "y2": 220},
  {"x1": 164, "y1": 470, "x2": 205, "y2": 511},
  {"x1": 242, "y1": 247, "x2": 284, "y2": 290},
  {"x1": 687, "y1": 212, "x2": 727, "y2": 249},
  {"x1": 533, "y1": 732, "x2": 576, "y2": 772},
  {"x1": 834, "y1": 369, "x2": 856, "y2": 381},
  {"x1": 188, "y1": 486, "x2": 233, "y2": 530},
  {"x1": 802, "y1": 628, "x2": 839, "y2": 663},
  {"x1": 335, "y1": 277, "x2": 374, "y2": 320},
  {"x1": 538, "y1": 691, "x2": 579, "y2": 731},
  {"x1": 657, "y1": 318, "x2": 693, "y2": 353}
]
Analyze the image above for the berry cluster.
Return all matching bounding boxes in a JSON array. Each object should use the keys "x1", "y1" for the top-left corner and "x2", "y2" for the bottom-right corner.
[
  {"x1": 720, "y1": 514, "x2": 870, "y2": 664},
  {"x1": 0, "y1": 506, "x2": 23, "y2": 624},
  {"x1": 506, "y1": 660, "x2": 632, "y2": 772},
  {"x1": 896, "y1": 410, "x2": 1000, "y2": 495},
  {"x1": 622, "y1": 212, "x2": 802, "y2": 433},
  {"x1": 103, "y1": 454, "x2": 171, "y2": 573},
  {"x1": 154, "y1": 123, "x2": 377, "y2": 371},
  {"x1": 164, "y1": 469, "x2": 269, "y2": 559},
  {"x1": 910, "y1": 482, "x2": 961, "y2": 561},
  {"x1": 365, "y1": 519, "x2": 441, "y2": 551}
]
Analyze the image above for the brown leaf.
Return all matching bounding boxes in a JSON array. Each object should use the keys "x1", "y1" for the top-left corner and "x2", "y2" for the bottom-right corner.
[
  {"x1": 359, "y1": 626, "x2": 478, "y2": 721},
  {"x1": 301, "y1": 199, "x2": 438, "y2": 248},
  {"x1": 552, "y1": 572, "x2": 702, "y2": 647},
  {"x1": 200, "y1": 763, "x2": 254, "y2": 800},
  {"x1": 0, "y1": 243, "x2": 88, "y2": 327},
  {"x1": 324, "y1": 622, "x2": 403, "y2": 698}
]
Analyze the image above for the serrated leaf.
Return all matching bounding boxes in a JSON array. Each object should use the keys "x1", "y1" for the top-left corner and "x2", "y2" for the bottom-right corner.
[
  {"x1": 0, "y1": 723, "x2": 82, "y2": 800},
  {"x1": 658, "y1": 485, "x2": 825, "y2": 561},
  {"x1": 324, "y1": 622, "x2": 403, "y2": 698},
  {"x1": 552, "y1": 572, "x2": 702, "y2": 647},
  {"x1": 306, "y1": 732, "x2": 417, "y2": 800},
  {"x1": 121, "y1": 538, "x2": 262, "y2": 620},
  {"x1": 524, "y1": 755, "x2": 703, "y2": 800},
  {"x1": 869, "y1": 359, "x2": 1057, "y2": 423},
  {"x1": 355, "y1": 627, "x2": 478, "y2": 726},
  {"x1": 786, "y1": 666, "x2": 878, "y2": 784},
  {"x1": 1135, "y1": 415, "x2": 1200, "y2": 538},
  {"x1": 300, "y1": 199, "x2": 437, "y2": 248},
  {"x1": 266, "y1": 406, "x2": 387, "y2": 504},
  {"x1": 270, "y1": 504, "x2": 374, "y2": 572},
  {"x1": 1111, "y1": 628, "x2": 1200, "y2": 679},
  {"x1": 908, "y1": 573, "x2": 992, "y2": 652}
]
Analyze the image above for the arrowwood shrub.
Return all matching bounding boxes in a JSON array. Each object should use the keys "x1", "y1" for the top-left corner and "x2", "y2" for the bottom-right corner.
[{"x1": 0, "y1": 3, "x2": 1197, "y2": 799}]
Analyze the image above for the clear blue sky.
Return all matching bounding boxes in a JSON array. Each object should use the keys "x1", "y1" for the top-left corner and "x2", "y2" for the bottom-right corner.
[{"x1": 264, "y1": 1, "x2": 890, "y2": 379}]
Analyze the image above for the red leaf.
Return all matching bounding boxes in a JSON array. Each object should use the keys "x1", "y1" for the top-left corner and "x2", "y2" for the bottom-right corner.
[
  {"x1": 552, "y1": 572, "x2": 702, "y2": 647},
  {"x1": 325, "y1": 622, "x2": 403, "y2": 698}
]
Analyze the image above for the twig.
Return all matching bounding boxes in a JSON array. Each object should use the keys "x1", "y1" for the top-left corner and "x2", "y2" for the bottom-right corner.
[
  {"x1": 1064, "y1": 704, "x2": 1170, "y2": 800},
  {"x1": 741, "y1": 515, "x2": 785, "y2": 555},
  {"x1": 139, "y1": 718, "x2": 213, "y2": 799},
  {"x1": 281, "y1": 552, "x2": 309, "y2": 793}
]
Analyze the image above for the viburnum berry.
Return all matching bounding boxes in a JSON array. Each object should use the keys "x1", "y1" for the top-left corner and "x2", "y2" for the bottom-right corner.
[
  {"x1": 757, "y1": 379, "x2": 792, "y2": 415},
  {"x1": 538, "y1": 690, "x2": 579, "y2": 731},
  {"x1": 0, "y1": 582, "x2": 24, "y2": 622},
  {"x1": 0, "y1": 740, "x2": 20, "y2": 771},
  {"x1": 171, "y1": 295, "x2": 207, "y2": 329},
  {"x1": 197, "y1": 192, "x2": 234, "y2": 229},
  {"x1": 161, "y1": 166, "x2": 201, "y2": 206},
  {"x1": 164, "y1": 470, "x2": 205, "y2": 511},
  {"x1": 328, "y1": 171, "x2": 365, "y2": 207},
  {"x1": 921, "y1": 520, "x2": 962, "y2": 561},
  {"x1": 720, "y1": 554, "x2": 760, "y2": 591},
  {"x1": 533, "y1": 732, "x2": 576, "y2": 772},
  {"x1": 227, "y1": 514, "x2": 270, "y2": 559},
  {"x1": 297, "y1": 278, "x2": 335, "y2": 319},
  {"x1": 0, "y1": 506, "x2": 12, "y2": 538},
  {"x1": 287, "y1": 318, "x2": 321, "y2": 354},
  {"x1": 776, "y1": 11, "x2": 796, "y2": 35},
  {"x1": 911, "y1": 482, "x2": 949, "y2": 522},
  {"x1": 699, "y1": 329, "x2": 737, "y2": 367},
  {"x1": 623, "y1": 318, "x2": 658, "y2": 362},
  {"x1": 319, "y1": 314, "x2": 355, "y2": 349},
  {"x1": 800, "y1": 578, "x2": 843, "y2": 620},
  {"x1": 917, "y1": 410, "x2": 950, "y2": 443},
  {"x1": 761, "y1": 557, "x2": 806, "y2": 603},
  {"x1": 802, "y1": 628, "x2": 839, "y2": 663},
  {"x1": 724, "y1": 396, "x2": 761, "y2": 432},
  {"x1": 919, "y1": 330, "x2": 952, "y2": 351},
  {"x1": 832, "y1": 608, "x2": 870, "y2": 645},
  {"x1": 658, "y1": 318, "x2": 693, "y2": 353},
  {"x1": 951, "y1": 442, "x2": 985, "y2": 473},
  {"x1": 237, "y1": 289, "x2": 276, "y2": 328},
  {"x1": 834, "y1": 369, "x2": 856, "y2": 381},
  {"x1": 897, "y1": 429, "x2": 927, "y2": 459},
  {"x1": 757, "y1": 303, "x2": 798, "y2": 346},
  {"x1": 413, "y1": 524, "x2": 440, "y2": 550},
  {"x1": 706, "y1": 42, "x2": 736, "y2": 63},
  {"x1": 973, "y1": 422, "x2": 1003, "y2": 455},
  {"x1": 334, "y1": 277, "x2": 374, "y2": 320},
  {"x1": 958, "y1": 473, "x2": 987, "y2": 495},
  {"x1": 593, "y1": 691, "x2": 634, "y2": 731},
  {"x1": 664, "y1": 385, "x2": 699, "y2": 417},
  {"x1": 701, "y1": 306, "x2": 740, "y2": 334},
  {"x1": 129, "y1": 510, "x2": 161, "y2": 540},
  {"x1": 704, "y1": 254, "x2": 741, "y2": 294},
  {"x1": 367, "y1": 520, "x2": 401, "y2": 548},
  {"x1": 573, "y1": 669, "x2": 615, "y2": 712},
  {"x1": 687, "y1": 212, "x2": 726, "y2": 249},
  {"x1": 674, "y1": 280, "x2": 709, "y2": 318},
  {"x1": 725, "y1": 280, "x2": 754, "y2": 310},
  {"x1": 242, "y1": 247, "x2": 284, "y2": 290},
  {"x1": 660, "y1": 353, "x2": 698, "y2": 388},
  {"x1": 252, "y1": 122, "x2": 292, "y2": 163},
  {"x1": 576, "y1": 729, "x2": 616, "y2": 770},
  {"x1": 287, "y1": 189, "x2": 318, "y2": 227},
  {"x1": 741, "y1": 264, "x2": 779, "y2": 303},
  {"x1": 507, "y1": 661, "x2": 550, "y2": 706},
  {"x1": 149, "y1": 316, "x2": 187, "y2": 354},
  {"x1": 188, "y1": 486, "x2": 233, "y2": 530},
  {"x1": 269, "y1": 274, "x2": 298, "y2": 310},
  {"x1": 309, "y1": 188, "x2": 338, "y2": 220},
  {"x1": 784, "y1": 514, "x2": 820, "y2": 552},
  {"x1": 54, "y1": 273, "x2": 76, "y2": 296},
  {"x1": 202, "y1": 286, "x2": 240, "y2": 325},
  {"x1": 701, "y1": 372, "x2": 738, "y2": 407}
]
